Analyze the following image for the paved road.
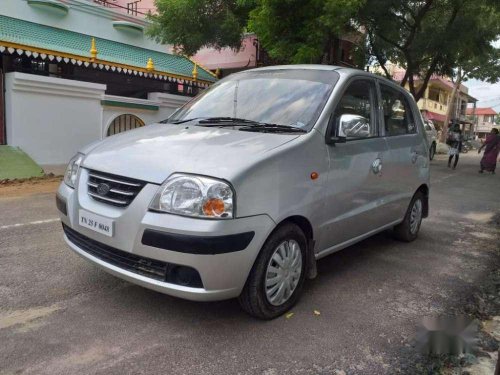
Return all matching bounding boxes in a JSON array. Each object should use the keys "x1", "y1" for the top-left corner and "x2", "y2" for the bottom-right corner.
[{"x1": 1, "y1": 153, "x2": 499, "y2": 374}]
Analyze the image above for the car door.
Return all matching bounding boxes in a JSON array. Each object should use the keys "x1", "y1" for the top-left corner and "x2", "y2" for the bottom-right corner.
[
  {"x1": 378, "y1": 82, "x2": 428, "y2": 221},
  {"x1": 320, "y1": 78, "x2": 393, "y2": 250}
]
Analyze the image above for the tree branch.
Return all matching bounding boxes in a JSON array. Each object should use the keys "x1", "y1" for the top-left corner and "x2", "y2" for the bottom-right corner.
[
  {"x1": 401, "y1": 69, "x2": 410, "y2": 87},
  {"x1": 367, "y1": 31, "x2": 392, "y2": 79},
  {"x1": 413, "y1": 3, "x2": 460, "y2": 101},
  {"x1": 415, "y1": 56, "x2": 440, "y2": 101},
  {"x1": 401, "y1": 0, "x2": 434, "y2": 50},
  {"x1": 408, "y1": 71, "x2": 416, "y2": 97}
]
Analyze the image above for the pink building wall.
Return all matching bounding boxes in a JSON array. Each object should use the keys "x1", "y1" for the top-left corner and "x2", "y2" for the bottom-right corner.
[
  {"x1": 93, "y1": 0, "x2": 156, "y2": 16},
  {"x1": 192, "y1": 35, "x2": 258, "y2": 70}
]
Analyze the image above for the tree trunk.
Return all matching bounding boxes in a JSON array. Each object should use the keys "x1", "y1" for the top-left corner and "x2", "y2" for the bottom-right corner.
[{"x1": 440, "y1": 73, "x2": 462, "y2": 142}]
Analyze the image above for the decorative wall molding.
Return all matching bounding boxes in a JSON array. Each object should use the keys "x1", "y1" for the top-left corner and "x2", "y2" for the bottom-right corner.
[
  {"x1": 8, "y1": 72, "x2": 106, "y2": 100},
  {"x1": 0, "y1": 43, "x2": 213, "y2": 87},
  {"x1": 112, "y1": 21, "x2": 144, "y2": 34},
  {"x1": 27, "y1": 0, "x2": 69, "y2": 15},
  {"x1": 147, "y1": 92, "x2": 190, "y2": 108}
]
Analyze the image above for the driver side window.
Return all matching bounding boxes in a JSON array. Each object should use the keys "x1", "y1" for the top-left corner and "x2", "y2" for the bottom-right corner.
[{"x1": 334, "y1": 80, "x2": 377, "y2": 139}]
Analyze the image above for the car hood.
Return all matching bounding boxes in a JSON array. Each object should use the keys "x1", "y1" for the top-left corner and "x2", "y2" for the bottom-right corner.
[{"x1": 82, "y1": 124, "x2": 300, "y2": 184}]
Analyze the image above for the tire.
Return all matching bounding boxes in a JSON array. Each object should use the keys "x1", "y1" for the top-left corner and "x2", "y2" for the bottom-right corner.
[
  {"x1": 238, "y1": 223, "x2": 307, "y2": 320},
  {"x1": 393, "y1": 191, "x2": 424, "y2": 242},
  {"x1": 429, "y1": 143, "x2": 436, "y2": 160}
]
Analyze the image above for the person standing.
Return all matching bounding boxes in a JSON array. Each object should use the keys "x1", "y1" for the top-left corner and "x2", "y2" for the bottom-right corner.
[
  {"x1": 447, "y1": 123, "x2": 462, "y2": 169},
  {"x1": 478, "y1": 128, "x2": 500, "y2": 174}
]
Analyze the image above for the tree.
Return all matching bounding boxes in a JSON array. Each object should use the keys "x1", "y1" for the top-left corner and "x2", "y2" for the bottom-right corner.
[
  {"x1": 148, "y1": 0, "x2": 500, "y2": 101},
  {"x1": 147, "y1": 0, "x2": 255, "y2": 57},
  {"x1": 359, "y1": 0, "x2": 500, "y2": 101},
  {"x1": 440, "y1": 47, "x2": 500, "y2": 141},
  {"x1": 247, "y1": 0, "x2": 364, "y2": 64}
]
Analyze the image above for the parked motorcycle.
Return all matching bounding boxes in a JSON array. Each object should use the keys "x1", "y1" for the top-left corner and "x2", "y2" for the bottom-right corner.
[{"x1": 461, "y1": 140, "x2": 474, "y2": 153}]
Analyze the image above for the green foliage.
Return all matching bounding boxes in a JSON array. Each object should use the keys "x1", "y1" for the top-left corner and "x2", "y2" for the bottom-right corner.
[
  {"x1": 147, "y1": 0, "x2": 254, "y2": 56},
  {"x1": 148, "y1": 0, "x2": 500, "y2": 100},
  {"x1": 360, "y1": 0, "x2": 500, "y2": 100},
  {"x1": 248, "y1": 0, "x2": 364, "y2": 64}
]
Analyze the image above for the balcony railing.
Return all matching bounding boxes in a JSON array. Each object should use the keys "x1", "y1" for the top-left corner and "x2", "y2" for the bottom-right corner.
[
  {"x1": 418, "y1": 98, "x2": 448, "y2": 115},
  {"x1": 93, "y1": 0, "x2": 147, "y2": 16},
  {"x1": 476, "y1": 122, "x2": 496, "y2": 132}
]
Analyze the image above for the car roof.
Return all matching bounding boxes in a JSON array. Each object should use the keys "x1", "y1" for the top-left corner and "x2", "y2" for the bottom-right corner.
[
  {"x1": 246, "y1": 64, "x2": 401, "y2": 89},
  {"x1": 249, "y1": 64, "x2": 342, "y2": 72}
]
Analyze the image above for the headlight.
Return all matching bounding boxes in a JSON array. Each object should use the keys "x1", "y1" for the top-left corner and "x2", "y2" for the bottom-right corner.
[
  {"x1": 149, "y1": 174, "x2": 234, "y2": 219},
  {"x1": 63, "y1": 153, "x2": 84, "y2": 188}
]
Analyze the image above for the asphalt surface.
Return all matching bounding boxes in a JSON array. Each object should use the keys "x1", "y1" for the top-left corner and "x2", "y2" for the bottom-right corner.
[{"x1": 1, "y1": 153, "x2": 499, "y2": 374}]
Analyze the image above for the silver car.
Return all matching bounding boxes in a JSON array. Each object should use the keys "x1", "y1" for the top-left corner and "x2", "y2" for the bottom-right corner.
[{"x1": 57, "y1": 65, "x2": 430, "y2": 319}]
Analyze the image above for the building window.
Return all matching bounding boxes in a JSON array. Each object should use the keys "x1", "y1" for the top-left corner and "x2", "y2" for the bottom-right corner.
[
  {"x1": 428, "y1": 88, "x2": 440, "y2": 102},
  {"x1": 107, "y1": 114, "x2": 145, "y2": 136}
]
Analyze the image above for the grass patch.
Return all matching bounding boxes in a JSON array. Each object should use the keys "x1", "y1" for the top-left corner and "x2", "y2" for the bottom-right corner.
[{"x1": 0, "y1": 146, "x2": 44, "y2": 180}]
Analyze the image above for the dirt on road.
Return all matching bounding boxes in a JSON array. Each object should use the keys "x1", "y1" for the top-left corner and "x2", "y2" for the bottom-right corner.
[{"x1": 0, "y1": 176, "x2": 62, "y2": 198}]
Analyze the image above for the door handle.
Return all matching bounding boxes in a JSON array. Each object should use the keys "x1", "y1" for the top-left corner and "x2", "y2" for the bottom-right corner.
[{"x1": 372, "y1": 158, "x2": 382, "y2": 174}]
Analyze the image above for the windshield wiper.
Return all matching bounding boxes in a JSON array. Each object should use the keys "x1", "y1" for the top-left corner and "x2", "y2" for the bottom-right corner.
[
  {"x1": 162, "y1": 117, "x2": 204, "y2": 124},
  {"x1": 239, "y1": 124, "x2": 307, "y2": 133},
  {"x1": 197, "y1": 117, "x2": 306, "y2": 133},
  {"x1": 197, "y1": 117, "x2": 259, "y2": 125},
  {"x1": 164, "y1": 117, "x2": 257, "y2": 125},
  {"x1": 167, "y1": 117, "x2": 306, "y2": 133}
]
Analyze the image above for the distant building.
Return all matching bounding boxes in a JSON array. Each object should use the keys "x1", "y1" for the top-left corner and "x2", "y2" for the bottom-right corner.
[
  {"x1": 466, "y1": 107, "x2": 498, "y2": 139},
  {"x1": 0, "y1": 0, "x2": 216, "y2": 166},
  {"x1": 92, "y1": 0, "x2": 156, "y2": 17}
]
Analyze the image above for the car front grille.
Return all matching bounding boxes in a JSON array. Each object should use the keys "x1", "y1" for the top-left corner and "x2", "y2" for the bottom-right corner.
[
  {"x1": 62, "y1": 224, "x2": 203, "y2": 288},
  {"x1": 87, "y1": 169, "x2": 145, "y2": 207}
]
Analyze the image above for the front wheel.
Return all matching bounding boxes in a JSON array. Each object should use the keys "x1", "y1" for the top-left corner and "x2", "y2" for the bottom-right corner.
[
  {"x1": 393, "y1": 192, "x2": 424, "y2": 242},
  {"x1": 238, "y1": 223, "x2": 307, "y2": 320}
]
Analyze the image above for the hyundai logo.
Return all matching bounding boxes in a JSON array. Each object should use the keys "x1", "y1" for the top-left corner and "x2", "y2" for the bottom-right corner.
[{"x1": 96, "y1": 183, "x2": 111, "y2": 196}]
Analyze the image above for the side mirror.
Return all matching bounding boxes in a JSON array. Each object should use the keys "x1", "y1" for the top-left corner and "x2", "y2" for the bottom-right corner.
[{"x1": 326, "y1": 114, "x2": 370, "y2": 144}]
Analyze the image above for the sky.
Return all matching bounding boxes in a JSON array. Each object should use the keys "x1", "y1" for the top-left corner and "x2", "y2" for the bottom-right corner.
[
  {"x1": 465, "y1": 39, "x2": 500, "y2": 112},
  {"x1": 466, "y1": 79, "x2": 500, "y2": 112}
]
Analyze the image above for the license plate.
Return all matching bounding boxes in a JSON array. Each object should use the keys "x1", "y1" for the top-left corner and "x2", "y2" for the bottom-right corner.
[{"x1": 78, "y1": 209, "x2": 114, "y2": 237}]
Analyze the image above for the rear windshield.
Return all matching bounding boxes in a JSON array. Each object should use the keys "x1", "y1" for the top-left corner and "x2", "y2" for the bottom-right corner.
[{"x1": 168, "y1": 70, "x2": 339, "y2": 131}]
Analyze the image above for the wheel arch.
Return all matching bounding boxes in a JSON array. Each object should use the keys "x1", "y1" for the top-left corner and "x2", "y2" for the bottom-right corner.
[
  {"x1": 275, "y1": 215, "x2": 317, "y2": 279},
  {"x1": 416, "y1": 184, "x2": 429, "y2": 218},
  {"x1": 278, "y1": 215, "x2": 313, "y2": 241}
]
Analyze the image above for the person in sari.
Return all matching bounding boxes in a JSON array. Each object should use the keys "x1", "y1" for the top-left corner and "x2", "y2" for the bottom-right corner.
[{"x1": 478, "y1": 128, "x2": 500, "y2": 174}]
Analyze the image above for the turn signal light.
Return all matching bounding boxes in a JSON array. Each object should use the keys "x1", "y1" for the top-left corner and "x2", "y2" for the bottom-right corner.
[{"x1": 203, "y1": 198, "x2": 225, "y2": 216}]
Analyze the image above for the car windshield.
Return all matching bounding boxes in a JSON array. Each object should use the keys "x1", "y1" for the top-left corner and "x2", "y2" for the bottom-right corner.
[{"x1": 167, "y1": 69, "x2": 339, "y2": 131}]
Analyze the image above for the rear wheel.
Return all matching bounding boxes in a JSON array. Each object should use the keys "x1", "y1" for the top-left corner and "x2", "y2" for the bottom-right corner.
[
  {"x1": 393, "y1": 192, "x2": 424, "y2": 242},
  {"x1": 429, "y1": 143, "x2": 436, "y2": 160},
  {"x1": 238, "y1": 223, "x2": 307, "y2": 320}
]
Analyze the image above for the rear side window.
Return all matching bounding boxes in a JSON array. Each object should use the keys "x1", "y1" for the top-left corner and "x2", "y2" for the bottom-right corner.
[
  {"x1": 334, "y1": 79, "x2": 378, "y2": 139},
  {"x1": 380, "y1": 85, "x2": 416, "y2": 136}
]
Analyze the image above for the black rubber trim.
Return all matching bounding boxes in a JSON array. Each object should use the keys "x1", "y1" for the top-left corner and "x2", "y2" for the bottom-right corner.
[
  {"x1": 141, "y1": 229, "x2": 255, "y2": 255},
  {"x1": 62, "y1": 224, "x2": 203, "y2": 287},
  {"x1": 56, "y1": 194, "x2": 67, "y2": 216}
]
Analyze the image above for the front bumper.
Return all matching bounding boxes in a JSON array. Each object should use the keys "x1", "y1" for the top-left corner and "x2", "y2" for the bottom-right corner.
[{"x1": 57, "y1": 169, "x2": 276, "y2": 301}]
